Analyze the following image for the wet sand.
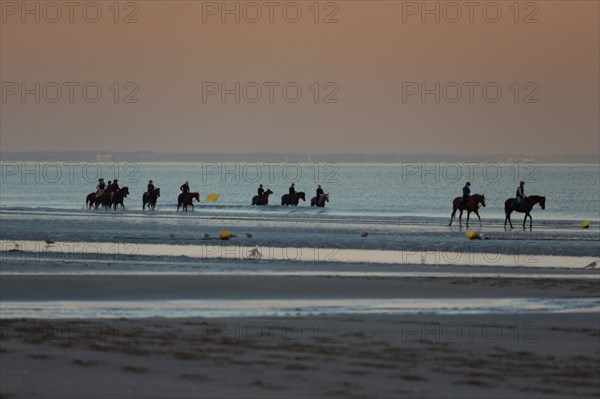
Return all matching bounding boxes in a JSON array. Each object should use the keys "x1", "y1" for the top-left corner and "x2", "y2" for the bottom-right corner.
[
  {"x1": 1, "y1": 270, "x2": 599, "y2": 398},
  {"x1": 1, "y1": 274, "x2": 600, "y2": 302}
]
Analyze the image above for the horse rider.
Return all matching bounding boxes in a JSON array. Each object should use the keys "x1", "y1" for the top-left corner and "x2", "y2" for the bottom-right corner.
[
  {"x1": 462, "y1": 182, "x2": 471, "y2": 209},
  {"x1": 180, "y1": 181, "x2": 190, "y2": 194},
  {"x1": 316, "y1": 184, "x2": 324, "y2": 203},
  {"x1": 515, "y1": 181, "x2": 527, "y2": 206},
  {"x1": 258, "y1": 184, "x2": 265, "y2": 199},
  {"x1": 147, "y1": 180, "x2": 155, "y2": 193},
  {"x1": 110, "y1": 179, "x2": 120, "y2": 201},
  {"x1": 95, "y1": 178, "x2": 106, "y2": 198},
  {"x1": 289, "y1": 183, "x2": 296, "y2": 196}
]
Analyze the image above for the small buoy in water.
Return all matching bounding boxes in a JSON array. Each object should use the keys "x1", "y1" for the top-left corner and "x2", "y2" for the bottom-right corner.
[
  {"x1": 219, "y1": 230, "x2": 231, "y2": 240},
  {"x1": 465, "y1": 230, "x2": 481, "y2": 240},
  {"x1": 582, "y1": 220, "x2": 590, "y2": 229}
]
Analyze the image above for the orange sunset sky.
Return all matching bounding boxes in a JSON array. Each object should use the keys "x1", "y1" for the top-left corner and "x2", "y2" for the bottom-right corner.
[{"x1": 1, "y1": 0, "x2": 598, "y2": 155}]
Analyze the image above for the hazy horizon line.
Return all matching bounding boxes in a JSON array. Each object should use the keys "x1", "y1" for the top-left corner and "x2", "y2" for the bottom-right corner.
[{"x1": 1, "y1": 151, "x2": 598, "y2": 164}]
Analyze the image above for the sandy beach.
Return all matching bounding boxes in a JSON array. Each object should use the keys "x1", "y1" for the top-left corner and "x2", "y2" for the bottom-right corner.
[{"x1": 1, "y1": 269, "x2": 599, "y2": 399}]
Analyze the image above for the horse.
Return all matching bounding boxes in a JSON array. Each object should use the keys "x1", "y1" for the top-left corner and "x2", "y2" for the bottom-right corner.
[
  {"x1": 311, "y1": 193, "x2": 329, "y2": 207},
  {"x1": 94, "y1": 189, "x2": 115, "y2": 209},
  {"x1": 177, "y1": 192, "x2": 200, "y2": 211},
  {"x1": 86, "y1": 192, "x2": 102, "y2": 209},
  {"x1": 143, "y1": 188, "x2": 160, "y2": 210},
  {"x1": 281, "y1": 192, "x2": 306, "y2": 206},
  {"x1": 504, "y1": 195, "x2": 545, "y2": 229},
  {"x1": 449, "y1": 193, "x2": 486, "y2": 228},
  {"x1": 252, "y1": 189, "x2": 273, "y2": 206},
  {"x1": 110, "y1": 187, "x2": 129, "y2": 210}
]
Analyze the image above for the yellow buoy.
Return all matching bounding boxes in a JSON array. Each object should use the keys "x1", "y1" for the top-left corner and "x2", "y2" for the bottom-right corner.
[
  {"x1": 581, "y1": 220, "x2": 590, "y2": 229},
  {"x1": 219, "y1": 230, "x2": 231, "y2": 240},
  {"x1": 206, "y1": 194, "x2": 220, "y2": 202},
  {"x1": 465, "y1": 230, "x2": 480, "y2": 240}
]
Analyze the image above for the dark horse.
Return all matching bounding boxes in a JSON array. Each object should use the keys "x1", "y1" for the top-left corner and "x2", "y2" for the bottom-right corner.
[
  {"x1": 252, "y1": 189, "x2": 273, "y2": 206},
  {"x1": 311, "y1": 193, "x2": 329, "y2": 207},
  {"x1": 281, "y1": 192, "x2": 306, "y2": 206},
  {"x1": 86, "y1": 192, "x2": 103, "y2": 209},
  {"x1": 448, "y1": 193, "x2": 486, "y2": 227},
  {"x1": 97, "y1": 190, "x2": 113, "y2": 209},
  {"x1": 504, "y1": 195, "x2": 545, "y2": 229},
  {"x1": 110, "y1": 187, "x2": 129, "y2": 210},
  {"x1": 143, "y1": 188, "x2": 161, "y2": 210},
  {"x1": 177, "y1": 192, "x2": 200, "y2": 211}
]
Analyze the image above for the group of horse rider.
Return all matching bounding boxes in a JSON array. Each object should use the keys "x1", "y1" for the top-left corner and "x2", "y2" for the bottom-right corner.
[
  {"x1": 461, "y1": 180, "x2": 527, "y2": 209},
  {"x1": 257, "y1": 183, "x2": 325, "y2": 202},
  {"x1": 95, "y1": 179, "x2": 154, "y2": 198},
  {"x1": 94, "y1": 178, "x2": 122, "y2": 199},
  {"x1": 96, "y1": 179, "x2": 325, "y2": 202}
]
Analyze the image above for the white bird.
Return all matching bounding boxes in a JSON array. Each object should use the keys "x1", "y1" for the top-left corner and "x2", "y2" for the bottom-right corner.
[
  {"x1": 584, "y1": 261, "x2": 598, "y2": 269},
  {"x1": 248, "y1": 245, "x2": 262, "y2": 259}
]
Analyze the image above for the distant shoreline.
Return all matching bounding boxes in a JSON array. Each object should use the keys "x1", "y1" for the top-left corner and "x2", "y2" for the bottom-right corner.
[{"x1": 1, "y1": 151, "x2": 598, "y2": 164}]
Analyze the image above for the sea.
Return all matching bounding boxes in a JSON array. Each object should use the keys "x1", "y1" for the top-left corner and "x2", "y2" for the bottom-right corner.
[{"x1": 1, "y1": 162, "x2": 599, "y2": 318}]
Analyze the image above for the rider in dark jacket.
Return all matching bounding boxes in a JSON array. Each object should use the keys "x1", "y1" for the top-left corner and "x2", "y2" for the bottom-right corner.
[
  {"x1": 258, "y1": 184, "x2": 265, "y2": 198},
  {"x1": 110, "y1": 179, "x2": 120, "y2": 200},
  {"x1": 462, "y1": 182, "x2": 471, "y2": 209},
  {"x1": 316, "y1": 184, "x2": 324, "y2": 198},
  {"x1": 148, "y1": 180, "x2": 155, "y2": 193},
  {"x1": 289, "y1": 183, "x2": 296, "y2": 196},
  {"x1": 515, "y1": 181, "x2": 526, "y2": 205},
  {"x1": 180, "y1": 181, "x2": 190, "y2": 193}
]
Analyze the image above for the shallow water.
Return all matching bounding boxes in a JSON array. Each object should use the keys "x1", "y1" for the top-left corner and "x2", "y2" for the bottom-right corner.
[
  {"x1": 1, "y1": 162, "x2": 599, "y2": 221},
  {"x1": 1, "y1": 162, "x2": 598, "y2": 319},
  {"x1": 1, "y1": 298, "x2": 598, "y2": 319},
  {"x1": 1, "y1": 240, "x2": 598, "y2": 269}
]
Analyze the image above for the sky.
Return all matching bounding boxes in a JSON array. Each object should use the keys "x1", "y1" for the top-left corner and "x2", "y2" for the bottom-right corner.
[{"x1": 1, "y1": 1, "x2": 598, "y2": 156}]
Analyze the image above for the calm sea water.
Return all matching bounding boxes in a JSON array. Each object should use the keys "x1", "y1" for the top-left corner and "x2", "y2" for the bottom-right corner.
[
  {"x1": 0, "y1": 162, "x2": 598, "y2": 222},
  {"x1": 2, "y1": 162, "x2": 599, "y2": 319}
]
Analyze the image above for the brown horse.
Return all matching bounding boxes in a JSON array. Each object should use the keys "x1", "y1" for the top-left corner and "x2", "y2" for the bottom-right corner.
[
  {"x1": 311, "y1": 193, "x2": 329, "y2": 207},
  {"x1": 449, "y1": 193, "x2": 486, "y2": 227},
  {"x1": 252, "y1": 189, "x2": 273, "y2": 206},
  {"x1": 177, "y1": 192, "x2": 200, "y2": 211},
  {"x1": 505, "y1": 195, "x2": 545, "y2": 229},
  {"x1": 143, "y1": 188, "x2": 160, "y2": 210},
  {"x1": 110, "y1": 187, "x2": 129, "y2": 210},
  {"x1": 281, "y1": 192, "x2": 306, "y2": 206}
]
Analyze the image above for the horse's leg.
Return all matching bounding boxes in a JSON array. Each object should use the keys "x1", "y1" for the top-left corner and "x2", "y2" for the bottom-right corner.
[
  {"x1": 449, "y1": 206, "x2": 456, "y2": 226},
  {"x1": 475, "y1": 210, "x2": 482, "y2": 225},
  {"x1": 458, "y1": 209, "x2": 463, "y2": 227},
  {"x1": 523, "y1": 213, "x2": 528, "y2": 229},
  {"x1": 506, "y1": 211, "x2": 513, "y2": 229},
  {"x1": 528, "y1": 213, "x2": 533, "y2": 229},
  {"x1": 466, "y1": 211, "x2": 470, "y2": 228}
]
